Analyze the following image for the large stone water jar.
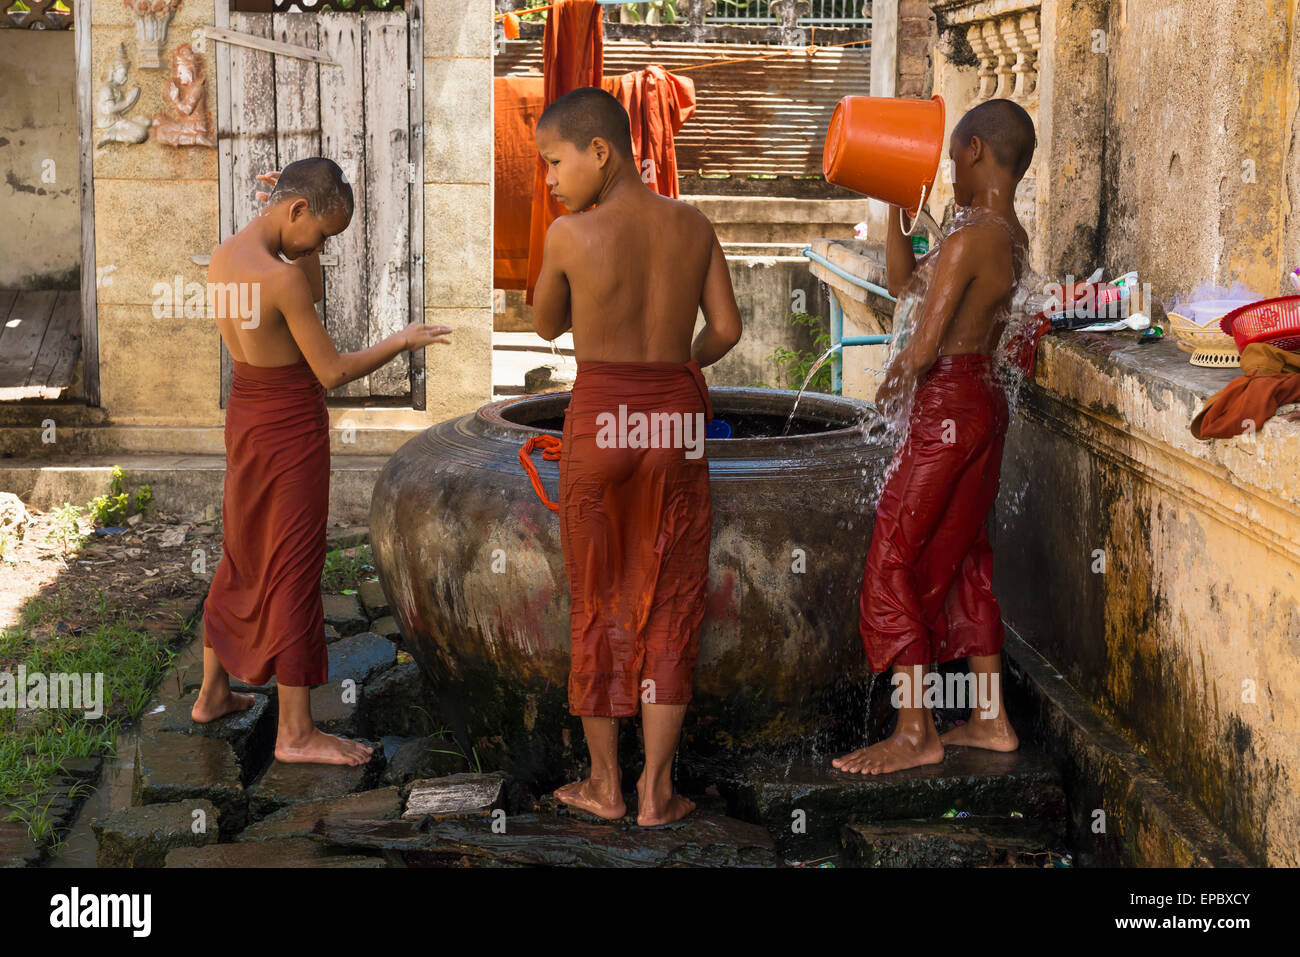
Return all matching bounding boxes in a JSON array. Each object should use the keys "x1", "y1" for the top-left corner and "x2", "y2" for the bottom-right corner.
[{"x1": 370, "y1": 386, "x2": 891, "y2": 787}]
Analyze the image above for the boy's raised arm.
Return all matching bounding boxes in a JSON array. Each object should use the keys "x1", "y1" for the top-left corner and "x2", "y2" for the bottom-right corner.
[
  {"x1": 692, "y1": 232, "x2": 743, "y2": 367},
  {"x1": 278, "y1": 268, "x2": 448, "y2": 390},
  {"x1": 532, "y1": 220, "x2": 573, "y2": 341},
  {"x1": 885, "y1": 205, "x2": 919, "y2": 297},
  {"x1": 884, "y1": 228, "x2": 975, "y2": 389}
]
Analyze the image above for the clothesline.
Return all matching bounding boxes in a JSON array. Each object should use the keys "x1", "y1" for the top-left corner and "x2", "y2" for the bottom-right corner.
[{"x1": 491, "y1": 7, "x2": 870, "y2": 74}]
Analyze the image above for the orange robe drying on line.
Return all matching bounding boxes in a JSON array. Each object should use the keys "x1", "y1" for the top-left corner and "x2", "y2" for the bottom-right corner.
[
  {"x1": 560, "y1": 359, "x2": 714, "y2": 717},
  {"x1": 600, "y1": 66, "x2": 696, "y2": 199},
  {"x1": 494, "y1": 75, "x2": 547, "y2": 291},
  {"x1": 202, "y1": 357, "x2": 330, "y2": 687},
  {"x1": 525, "y1": 0, "x2": 604, "y2": 305}
]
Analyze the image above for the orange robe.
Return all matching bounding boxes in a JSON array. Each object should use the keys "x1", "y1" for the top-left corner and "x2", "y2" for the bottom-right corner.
[
  {"x1": 202, "y1": 358, "x2": 330, "y2": 687},
  {"x1": 560, "y1": 359, "x2": 713, "y2": 716}
]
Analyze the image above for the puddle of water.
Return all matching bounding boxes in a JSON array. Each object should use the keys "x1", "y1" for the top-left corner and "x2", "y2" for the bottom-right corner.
[{"x1": 44, "y1": 723, "x2": 139, "y2": 868}]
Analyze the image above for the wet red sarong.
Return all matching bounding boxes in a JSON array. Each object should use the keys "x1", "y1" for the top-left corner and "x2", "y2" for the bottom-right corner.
[
  {"x1": 860, "y1": 354, "x2": 1008, "y2": 672},
  {"x1": 560, "y1": 359, "x2": 713, "y2": 717},
  {"x1": 202, "y1": 357, "x2": 330, "y2": 687}
]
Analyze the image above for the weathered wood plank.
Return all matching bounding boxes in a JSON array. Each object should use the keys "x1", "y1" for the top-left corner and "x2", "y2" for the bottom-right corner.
[
  {"x1": 29, "y1": 289, "x2": 82, "y2": 391},
  {"x1": 408, "y1": 0, "x2": 425, "y2": 409},
  {"x1": 318, "y1": 12, "x2": 369, "y2": 399},
  {"x1": 363, "y1": 10, "x2": 410, "y2": 397},
  {"x1": 0, "y1": 290, "x2": 58, "y2": 388},
  {"x1": 76, "y1": 0, "x2": 99, "y2": 405},
  {"x1": 202, "y1": 26, "x2": 339, "y2": 66},
  {"x1": 273, "y1": 14, "x2": 322, "y2": 168}
]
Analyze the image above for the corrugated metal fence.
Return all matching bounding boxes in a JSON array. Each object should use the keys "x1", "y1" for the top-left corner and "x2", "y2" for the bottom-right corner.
[{"x1": 495, "y1": 38, "x2": 872, "y2": 177}]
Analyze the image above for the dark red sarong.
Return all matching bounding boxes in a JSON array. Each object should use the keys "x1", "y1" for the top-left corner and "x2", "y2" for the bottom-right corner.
[
  {"x1": 860, "y1": 353, "x2": 1008, "y2": 672},
  {"x1": 202, "y1": 357, "x2": 330, "y2": 687},
  {"x1": 560, "y1": 359, "x2": 713, "y2": 717}
]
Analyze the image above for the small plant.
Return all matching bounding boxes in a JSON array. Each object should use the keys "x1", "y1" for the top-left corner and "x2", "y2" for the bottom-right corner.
[
  {"x1": 86, "y1": 466, "x2": 152, "y2": 527},
  {"x1": 45, "y1": 503, "x2": 86, "y2": 554},
  {"x1": 321, "y1": 543, "x2": 375, "y2": 593},
  {"x1": 766, "y1": 312, "x2": 836, "y2": 393}
]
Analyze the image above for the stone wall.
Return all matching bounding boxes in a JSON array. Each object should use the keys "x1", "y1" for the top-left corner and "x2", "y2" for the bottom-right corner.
[{"x1": 0, "y1": 30, "x2": 81, "y2": 290}]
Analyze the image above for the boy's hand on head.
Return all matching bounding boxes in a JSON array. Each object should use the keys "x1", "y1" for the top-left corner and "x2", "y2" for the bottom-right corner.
[
  {"x1": 401, "y1": 321, "x2": 453, "y2": 351},
  {"x1": 255, "y1": 170, "x2": 282, "y2": 208}
]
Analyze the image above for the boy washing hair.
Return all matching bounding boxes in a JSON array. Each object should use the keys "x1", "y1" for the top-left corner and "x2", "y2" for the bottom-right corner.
[{"x1": 835, "y1": 99, "x2": 1036, "y2": 774}]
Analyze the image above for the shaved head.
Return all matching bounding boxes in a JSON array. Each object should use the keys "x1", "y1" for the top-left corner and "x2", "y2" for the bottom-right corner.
[
  {"x1": 954, "y1": 98, "x2": 1037, "y2": 179},
  {"x1": 537, "y1": 86, "x2": 634, "y2": 161},
  {"x1": 269, "y1": 156, "x2": 353, "y2": 220}
]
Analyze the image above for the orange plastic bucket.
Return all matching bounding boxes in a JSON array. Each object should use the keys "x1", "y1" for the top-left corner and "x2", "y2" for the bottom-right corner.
[{"x1": 822, "y1": 95, "x2": 946, "y2": 215}]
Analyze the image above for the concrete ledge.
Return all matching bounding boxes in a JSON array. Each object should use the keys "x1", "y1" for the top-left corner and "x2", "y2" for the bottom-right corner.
[
  {"x1": 1004, "y1": 626, "x2": 1250, "y2": 867},
  {"x1": 0, "y1": 454, "x2": 393, "y2": 524}
]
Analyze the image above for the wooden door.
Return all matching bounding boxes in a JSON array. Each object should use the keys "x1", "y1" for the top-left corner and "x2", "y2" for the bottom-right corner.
[{"x1": 213, "y1": 5, "x2": 423, "y2": 406}]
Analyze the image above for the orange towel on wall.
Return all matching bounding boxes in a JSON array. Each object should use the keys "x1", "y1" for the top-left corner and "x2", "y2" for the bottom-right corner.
[
  {"x1": 1190, "y1": 342, "x2": 1300, "y2": 439},
  {"x1": 600, "y1": 66, "x2": 696, "y2": 199},
  {"x1": 202, "y1": 358, "x2": 330, "y2": 687},
  {"x1": 495, "y1": 75, "x2": 546, "y2": 291},
  {"x1": 525, "y1": 0, "x2": 604, "y2": 305}
]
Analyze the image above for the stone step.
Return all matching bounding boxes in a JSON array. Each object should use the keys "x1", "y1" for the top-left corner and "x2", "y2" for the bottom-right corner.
[
  {"x1": 91, "y1": 800, "x2": 220, "y2": 868},
  {"x1": 314, "y1": 811, "x2": 782, "y2": 868},
  {"x1": 139, "y1": 691, "x2": 275, "y2": 785},
  {"x1": 247, "y1": 747, "x2": 385, "y2": 822},
  {"x1": 165, "y1": 836, "x2": 388, "y2": 868},
  {"x1": 840, "y1": 817, "x2": 1069, "y2": 868},
  {"x1": 0, "y1": 453, "x2": 392, "y2": 524},
  {"x1": 728, "y1": 744, "x2": 1067, "y2": 857},
  {"x1": 133, "y1": 731, "x2": 247, "y2": 840}
]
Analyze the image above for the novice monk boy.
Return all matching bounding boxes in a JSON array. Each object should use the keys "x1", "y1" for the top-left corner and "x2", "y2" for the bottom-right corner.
[
  {"x1": 834, "y1": 99, "x2": 1035, "y2": 775},
  {"x1": 199, "y1": 157, "x2": 452, "y2": 766},
  {"x1": 531, "y1": 87, "x2": 743, "y2": 825}
]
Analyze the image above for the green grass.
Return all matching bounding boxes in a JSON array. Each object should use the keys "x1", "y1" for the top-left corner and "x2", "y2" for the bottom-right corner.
[
  {"x1": 0, "y1": 610, "x2": 186, "y2": 848},
  {"x1": 321, "y1": 543, "x2": 376, "y2": 593}
]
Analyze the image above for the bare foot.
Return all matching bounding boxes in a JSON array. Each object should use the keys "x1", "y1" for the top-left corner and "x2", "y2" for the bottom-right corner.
[
  {"x1": 274, "y1": 729, "x2": 374, "y2": 766},
  {"x1": 940, "y1": 715, "x2": 1019, "y2": 752},
  {"x1": 833, "y1": 727, "x2": 945, "y2": 775},
  {"x1": 191, "y1": 690, "x2": 256, "y2": 724},
  {"x1": 635, "y1": 777, "x2": 695, "y2": 827},
  {"x1": 554, "y1": 778, "x2": 627, "y2": 820}
]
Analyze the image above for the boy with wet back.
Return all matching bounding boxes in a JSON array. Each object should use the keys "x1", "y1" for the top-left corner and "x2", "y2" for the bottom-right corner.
[
  {"x1": 200, "y1": 157, "x2": 452, "y2": 765},
  {"x1": 531, "y1": 88, "x2": 743, "y2": 825},
  {"x1": 834, "y1": 99, "x2": 1035, "y2": 775}
]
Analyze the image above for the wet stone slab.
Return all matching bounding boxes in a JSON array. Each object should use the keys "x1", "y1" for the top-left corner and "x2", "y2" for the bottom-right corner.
[
  {"x1": 247, "y1": 747, "x2": 384, "y2": 822},
  {"x1": 239, "y1": 786, "x2": 403, "y2": 843},
  {"x1": 729, "y1": 744, "x2": 1067, "y2": 856},
  {"x1": 139, "y1": 692, "x2": 274, "y2": 784},
  {"x1": 403, "y1": 773, "x2": 507, "y2": 821},
  {"x1": 327, "y1": 631, "x2": 397, "y2": 685},
  {"x1": 165, "y1": 837, "x2": 388, "y2": 868},
  {"x1": 92, "y1": 800, "x2": 220, "y2": 868},
  {"x1": 134, "y1": 732, "x2": 247, "y2": 839},
  {"x1": 317, "y1": 812, "x2": 782, "y2": 867},
  {"x1": 321, "y1": 593, "x2": 367, "y2": 637},
  {"x1": 310, "y1": 681, "x2": 365, "y2": 737},
  {"x1": 358, "y1": 579, "x2": 389, "y2": 618},
  {"x1": 381, "y1": 736, "x2": 472, "y2": 787},
  {"x1": 368, "y1": 616, "x2": 401, "y2": 642},
  {"x1": 840, "y1": 818, "x2": 1066, "y2": 868},
  {"x1": 363, "y1": 660, "x2": 443, "y2": 738}
]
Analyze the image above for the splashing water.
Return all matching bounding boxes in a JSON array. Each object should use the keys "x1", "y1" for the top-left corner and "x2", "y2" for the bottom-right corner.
[{"x1": 780, "y1": 344, "x2": 841, "y2": 436}]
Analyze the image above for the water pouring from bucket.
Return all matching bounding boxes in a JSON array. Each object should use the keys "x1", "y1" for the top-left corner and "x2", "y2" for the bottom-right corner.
[{"x1": 822, "y1": 94, "x2": 947, "y2": 241}]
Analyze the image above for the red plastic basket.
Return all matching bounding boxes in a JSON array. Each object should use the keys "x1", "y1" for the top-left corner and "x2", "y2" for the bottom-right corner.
[{"x1": 1218, "y1": 295, "x2": 1300, "y2": 352}]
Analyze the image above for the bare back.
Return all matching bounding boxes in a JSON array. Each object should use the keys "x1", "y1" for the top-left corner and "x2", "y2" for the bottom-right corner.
[
  {"x1": 937, "y1": 214, "x2": 1030, "y2": 356},
  {"x1": 208, "y1": 232, "x2": 309, "y2": 367},
  {"x1": 558, "y1": 191, "x2": 716, "y2": 363}
]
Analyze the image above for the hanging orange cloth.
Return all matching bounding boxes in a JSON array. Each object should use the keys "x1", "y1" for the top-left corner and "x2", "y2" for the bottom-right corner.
[
  {"x1": 524, "y1": 0, "x2": 604, "y2": 305},
  {"x1": 494, "y1": 75, "x2": 546, "y2": 290},
  {"x1": 600, "y1": 66, "x2": 696, "y2": 199},
  {"x1": 1189, "y1": 342, "x2": 1300, "y2": 439}
]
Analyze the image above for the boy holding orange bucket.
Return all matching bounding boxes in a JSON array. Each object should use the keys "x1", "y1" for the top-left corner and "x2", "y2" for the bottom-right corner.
[{"x1": 833, "y1": 98, "x2": 1036, "y2": 774}]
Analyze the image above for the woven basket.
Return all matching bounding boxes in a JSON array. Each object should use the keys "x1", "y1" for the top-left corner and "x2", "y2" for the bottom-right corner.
[{"x1": 1167, "y1": 311, "x2": 1241, "y2": 368}]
